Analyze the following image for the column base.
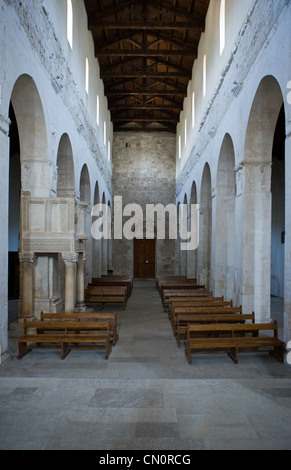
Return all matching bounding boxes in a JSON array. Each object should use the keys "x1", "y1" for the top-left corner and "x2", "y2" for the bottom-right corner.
[{"x1": 75, "y1": 302, "x2": 87, "y2": 312}]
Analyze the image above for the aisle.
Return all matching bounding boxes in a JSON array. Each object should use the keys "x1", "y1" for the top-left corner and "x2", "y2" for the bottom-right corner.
[
  {"x1": 1, "y1": 279, "x2": 291, "y2": 450},
  {"x1": 112, "y1": 278, "x2": 183, "y2": 375}
]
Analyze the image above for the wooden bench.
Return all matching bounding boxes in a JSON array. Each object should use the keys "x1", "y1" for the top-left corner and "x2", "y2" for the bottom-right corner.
[
  {"x1": 18, "y1": 320, "x2": 112, "y2": 360},
  {"x1": 84, "y1": 286, "x2": 127, "y2": 309},
  {"x1": 171, "y1": 305, "x2": 243, "y2": 331},
  {"x1": 40, "y1": 311, "x2": 119, "y2": 345},
  {"x1": 90, "y1": 277, "x2": 133, "y2": 297},
  {"x1": 160, "y1": 281, "x2": 205, "y2": 298},
  {"x1": 175, "y1": 312, "x2": 255, "y2": 347},
  {"x1": 185, "y1": 321, "x2": 285, "y2": 364},
  {"x1": 162, "y1": 289, "x2": 210, "y2": 309},
  {"x1": 155, "y1": 276, "x2": 188, "y2": 291},
  {"x1": 168, "y1": 297, "x2": 231, "y2": 319}
]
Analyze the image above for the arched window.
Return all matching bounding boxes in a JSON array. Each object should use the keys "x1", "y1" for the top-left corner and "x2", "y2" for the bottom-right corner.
[
  {"x1": 192, "y1": 92, "x2": 195, "y2": 128},
  {"x1": 85, "y1": 58, "x2": 89, "y2": 94},
  {"x1": 203, "y1": 54, "x2": 207, "y2": 98},
  {"x1": 96, "y1": 94, "x2": 100, "y2": 126},
  {"x1": 220, "y1": 0, "x2": 226, "y2": 55},
  {"x1": 104, "y1": 121, "x2": 107, "y2": 146},
  {"x1": 67, "y1": 0, "x2": 73, "y2": 49}
]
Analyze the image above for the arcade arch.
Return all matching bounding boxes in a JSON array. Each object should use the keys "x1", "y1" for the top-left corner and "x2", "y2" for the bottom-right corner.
[
  {"x1": 242, "y1": 75, "x2": 284, "y2": 323},
  {"x1": 214, "y1": 133, "x2": 236, "y2": 300},
  {"x1": 197, "y1": 163, "x2": 212, "y2": 289}
]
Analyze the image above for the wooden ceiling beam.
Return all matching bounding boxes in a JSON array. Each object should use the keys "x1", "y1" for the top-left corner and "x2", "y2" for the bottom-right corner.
[
  {"x1": 89, "y1": 21, "x2": 200, "y2": 31},
  {"x1": 113, "y1": 125, "x2": 176, "y2": 133},
  {"x1": 109, "y1": 104, "x2": 182, "y2": 111},
  {"x1": 101, "y1": 71, "x2": 190, "y2": 78},
  {"x1": 88, "y1": 0, "x2": 141, "y2": 23},
  {"x1": 108, "y1": 94, "x2": 184, "y2": 106},
  {"x1": 106, "y1": 90, "x2": 186, "y2": 96},
  {"x1": 95, "y1": 49, "x2": 196, "y2": 58},
  {"x1": 113, "y1": 117, "x2": 178, "y2": 122},
  {"x1": 146, "y1": 0, "x2": 195, "y2": 22}
]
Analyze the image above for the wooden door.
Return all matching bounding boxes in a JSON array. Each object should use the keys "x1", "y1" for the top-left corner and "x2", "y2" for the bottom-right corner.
[{"x1": 134, "y1": 239, "x2": 155, "y2": 278}]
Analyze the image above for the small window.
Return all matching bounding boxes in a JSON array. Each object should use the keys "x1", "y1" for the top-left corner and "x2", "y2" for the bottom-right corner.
[
  {"x1": 96, "y1": 95, "x2": 100, "y2": 126},
  {"x1": 67, "y1": 0, "x2": 73, "y2": 49},
  {"x1": 220, "y1": 0, "x2": 226, "y2": 55},
  {"x1": 203, "y1": 54, "x2": 207, "y2": 98},
  {"x1": 104, "y1": 121, "x2": 107, "y2": 146},
  {"x1": 85, "y1": 58, "x2": 89, "y2": 94},
  {"x1": 178, "y1": 135, "x2": 182, "y2": 159},
  {"x1": 192, "y1": 92, "x2": 195, "y2": 128}
]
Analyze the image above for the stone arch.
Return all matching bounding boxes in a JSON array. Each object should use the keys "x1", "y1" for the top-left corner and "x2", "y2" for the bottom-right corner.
[
  {"x1": 9, "y1": 74, "x2": 50, "y2": 323},
  {"x1": 242, "y1": 75, "x2": 284, "y2": 323},
  {"x1": 187, "y1": 181, "x2": 198, "y2": 280},
  {"x1": 10, "y1": 74, "x2": 49, "y2": 197},
  {"x1": 214, "y1": 133, "x2": 236, "y2": 300},
  {"x1": 56, "y1": 134, "x2": 75, "y2": 197},
  {"x1": 92, "y1": 181, "x2": 101, "y2": 278},
  {"x1": 198, "y1": 163, "x2": 212, "y2": 289},
  {"x1": 101, "y1": 192, "x2": 108, "y2": 274},
  {"x1": 80, "y1": 164, "x2": 92, "y2": 286},
  {"x1": 179, "y1": 193, "x2": 188, "y2": 276}
]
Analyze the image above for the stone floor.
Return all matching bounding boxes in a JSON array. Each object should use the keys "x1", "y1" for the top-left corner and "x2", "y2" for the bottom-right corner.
[{"x1": 1, "y1": 279, "x2": 291, "y2": 450}]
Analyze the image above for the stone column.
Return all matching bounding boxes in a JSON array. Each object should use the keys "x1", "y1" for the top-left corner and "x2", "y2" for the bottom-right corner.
[
  {"x1": 76, "y1": 253, "x2": 87, "y2": 311},
  {"x1": 284, "y1": 123, "x2": 291, "y2": 343},
  {"x1": 0, "y1": 113, "x2": 11, "y2": 364},
  {"x1": 62, "y1": 253, "x2": 78, "y2": 313},
  {"x1": 236, "y1": 161, "x2": 272, "y2": 322},
  {"x1": 19, "y1": 252, "x2": 37, "y2": 320}
]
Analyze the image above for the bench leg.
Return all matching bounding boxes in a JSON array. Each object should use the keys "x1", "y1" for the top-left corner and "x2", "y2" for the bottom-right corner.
[
  {"x1": 61, "y1": 343, "x2": 71, "y2": 360},
  {"x1": 269, "y1": 346, "x2": 284, "y2": 363},
  {"x1": 105, "y1": 341, "x2": 112, "y2": 359},
  {"x1": 227, "y1": 347, "x2": 238, "y2": 364},
  {"x1": 185, "y1": 344, "x2": 192, "y2": 364},
  {"x1": 18, "y1": 342, "x2": 31, "y2": 359},
  {"x1": 113, "y1": 330, "x2": 119, "y2": 345}
]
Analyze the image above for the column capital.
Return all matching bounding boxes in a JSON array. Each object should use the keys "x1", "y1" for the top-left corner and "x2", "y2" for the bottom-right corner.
[
  {"x1": 234, "y1": 160, "x2": 272, "y2": 196},
  {"x1": 62, "y1": 252, "x2": 79, "y2": 267},
  {"x1": 78, "y1": 252, "x2": 87, "y2": 264},
  {"x1": 234, "y1": 160, "x2": 272, "y2": 171},
  {"x1": 19, "y1": 252, "x2": 37, "y2": 267}
]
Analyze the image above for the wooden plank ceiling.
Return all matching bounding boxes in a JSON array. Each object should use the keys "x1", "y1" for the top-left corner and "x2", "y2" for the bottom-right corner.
[{"x1": 84, "y1": 0, "x2": 210, "y2": 133}]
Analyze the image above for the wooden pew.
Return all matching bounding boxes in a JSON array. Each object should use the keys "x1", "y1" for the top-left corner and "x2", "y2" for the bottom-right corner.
[
  {"x1": 168, "y1": 297, "x2": 230, "y2": 319},
  {"x1": 155, "y1": 276, "x2": 188, "y2": 291},
  {"x1": 91, "y1": 276, "x2": 133, "y2": 297},
  {"x1": 162, "y1": 289, "x2": 210, "y2": 309},
  {"x1": 160, "y1": 281, "x2": 205, "y2": 297},
  {"x1": 185, "y1": 321, "x2": 285, "y2": 364},
  {"x1": 84, "y1": 286, "x2": 127, "y2": 309},
  {"x1": 175, "y1": 312, "x2": 255, "y2": 347},
  {"x1": 40, "y1": 311, "x2": 119, "y2": 345},
  {"x1": 171, "y1": 305, "x2": 243, "y2": 332},
  {"x1": 18, "y1": 319, "x2": 112, "y2": 360}
]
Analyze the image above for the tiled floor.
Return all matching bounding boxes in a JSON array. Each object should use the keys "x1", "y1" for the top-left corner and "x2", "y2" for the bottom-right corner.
[{"x1": 1, "y1": 280, "x2": 291, "y2": 450}]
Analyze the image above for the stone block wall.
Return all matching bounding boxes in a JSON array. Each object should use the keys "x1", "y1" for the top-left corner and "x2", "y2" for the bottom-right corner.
[{"x1": 112, "y1": 132, "x2": 177, "y2": 276}]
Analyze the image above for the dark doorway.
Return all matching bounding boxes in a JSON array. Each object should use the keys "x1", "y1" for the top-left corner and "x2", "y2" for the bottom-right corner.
[
  {"x1": 134, "y1": 239, "x2": 155, "y2": 278},
  {"x1": 8, "y1": 103, "x2": 20, "y2": 301}
]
